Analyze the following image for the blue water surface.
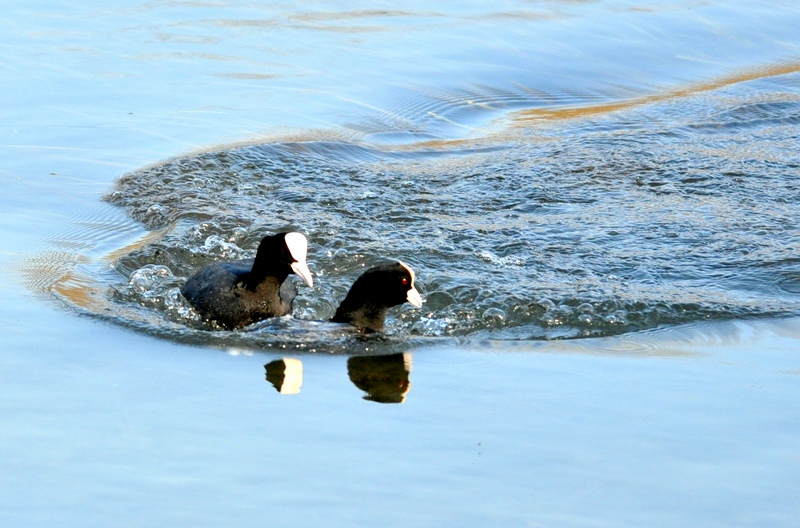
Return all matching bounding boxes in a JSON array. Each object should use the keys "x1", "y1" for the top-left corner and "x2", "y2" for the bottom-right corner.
[{"x1": 2, "y1": 1, "x2": 800, "y2": 527}]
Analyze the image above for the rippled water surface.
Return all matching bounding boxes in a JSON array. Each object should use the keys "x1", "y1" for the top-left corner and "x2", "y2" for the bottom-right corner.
[
  {"x1": 100, "y1": 73, "x2": 800, "y2": 345},
  {"x1": 44, "y1": 68, "x2": 800, "y2": 348},
  {"x1": 4, "y1": 1, "x2": 800, "y2": 526},
  {"x1": 18, "y1": 1, "x2": 800, "y2": 349}
]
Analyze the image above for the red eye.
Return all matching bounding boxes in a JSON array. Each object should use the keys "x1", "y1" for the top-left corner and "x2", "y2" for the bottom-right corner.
[{"x1": 401, "y1": 277, "x2": 409, "y2": 285}]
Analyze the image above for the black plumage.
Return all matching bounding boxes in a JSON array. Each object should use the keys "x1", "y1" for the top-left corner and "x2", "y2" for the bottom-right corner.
[{"x1": 181, "y1": 232, "x2": 312, "y2": 329}]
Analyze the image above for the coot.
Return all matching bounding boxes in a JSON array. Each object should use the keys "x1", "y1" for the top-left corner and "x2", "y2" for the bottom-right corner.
[
  {"x1": 181, "y1": 232, "x2": 313, "y2": 329},
  {"x1": 331, "y1": 261, "x2": 423, "y2": 333}
]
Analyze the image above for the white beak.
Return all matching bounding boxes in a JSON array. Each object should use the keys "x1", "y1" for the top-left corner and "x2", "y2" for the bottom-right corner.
[
  {"x1": 406, "y1": 286, "x2": 423, "y2": 308},
  {"x1": 291, "y1": 260, "x2": 314, "y2": 288}
]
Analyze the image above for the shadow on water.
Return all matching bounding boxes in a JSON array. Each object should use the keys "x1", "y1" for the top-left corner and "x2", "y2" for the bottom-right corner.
[{"x1": 22, "y1": 62, "x2": 800, "y2": 354}]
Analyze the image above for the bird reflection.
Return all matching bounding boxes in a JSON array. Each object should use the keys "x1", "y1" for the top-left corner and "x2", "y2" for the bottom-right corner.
[
  {"x1": 347, "y1": 353, "x2": 412, "y2": 404},
  {"x1": 263, "y1": 353, "x2": 412, "y2": 403},
  {"x1": 264, "y1": 358, "x2": 303, "y2": 394}
]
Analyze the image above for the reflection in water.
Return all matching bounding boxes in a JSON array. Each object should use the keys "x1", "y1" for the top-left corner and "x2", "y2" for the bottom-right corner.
[
  {"x1": 265, "y1": 354, "x2": 412, "y2": 403},
  {"x1": 264, "y1": 358, "x2": 303, "y2": 394},
  {"x1": 347, "y1": 353, "x2": 412, "y2": 404}
]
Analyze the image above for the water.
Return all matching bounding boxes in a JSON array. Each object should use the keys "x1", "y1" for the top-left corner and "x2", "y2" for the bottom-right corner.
[
  {"x1": 3, "y1": 1, "x2": 800, "y2": 526},
  {"x1": 40, "y1": 64, "x2": 800, "y2": 346},
  {"x1": 99, "y1": 84, "x2": 800, "y2": 343},
  {"x1": 30, "y1": 20, "x2": 800, "y2": 345}
]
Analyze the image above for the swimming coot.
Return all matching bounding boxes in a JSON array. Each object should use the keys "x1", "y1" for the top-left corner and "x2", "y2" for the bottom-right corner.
[
  {"x1": 181, "y1": 232, "x2": 313, "y2": 329},
  {"x1": 331, "y1": 261, "x2": 423, "y2": 333}
]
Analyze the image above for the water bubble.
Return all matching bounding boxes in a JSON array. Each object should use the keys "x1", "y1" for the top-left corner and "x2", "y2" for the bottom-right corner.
[
  {"x1": 537, "y1": 298, "x2": 556, "y2": 310},
  {"x1": 164, "y1": 288, "x2": 183, "y2": 309},
  {"x1": 476, "y1": 250, "x2": 525, "y2": 267},
  {"x1": 477, "y1": 250, "x2": 494, "y2": 263},
  {"x1": 411, "y1": 315, "x2": 449, "y2": 336},
  {"x1": 541, "y1": 310, "x2": 559, "y2": 326},
  {"x1": 229, "y1": 226, "x2": 248, "y2": 243},
  {"x1": 578, "y1": 313, "x2": 593, "y2": 325},
  {"x1": 191, "y1": 222, "x2": 219, "y2": 241},
  {"x1": 482, "y1": 307, "x2": 507, "y2": 324},
  {"x1": 423, "y1": 291, "x2": 456, "y2": 310},
  {"x1": 201, "y1": 235, "x2": 244, "y2": 259},
  {"x1": 146, "y1": 204, "x2": 166, "y2": 218},
  {"x1": 128, "y1": 264, "x2": 174, "y2": 292}
]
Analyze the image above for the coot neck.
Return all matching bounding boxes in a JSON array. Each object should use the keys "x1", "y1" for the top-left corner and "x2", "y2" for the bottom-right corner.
[
  {"x1": 332, "y1": 296, "x2": 388, "y2": 333},
  {"x1": 244, "y1": 260, "x2": 289, "y2": 291}
]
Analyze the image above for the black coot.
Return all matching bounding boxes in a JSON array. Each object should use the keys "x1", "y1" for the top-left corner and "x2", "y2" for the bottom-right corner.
[
  {"x1": 181, "y1": 232, "x2": 313, "y2": 329},
  {"x1": 331, "y1": 261, "x2": 423, "y2": 333}
]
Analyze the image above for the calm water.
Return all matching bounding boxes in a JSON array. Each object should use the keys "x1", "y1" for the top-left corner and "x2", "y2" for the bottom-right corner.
[{"x1": 3, "y1": 1, "x2": 800, "y2": 526}]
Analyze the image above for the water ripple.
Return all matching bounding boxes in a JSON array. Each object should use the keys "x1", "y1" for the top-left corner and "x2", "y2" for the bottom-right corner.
[{"x1": 27, "y1": 68, "x2": 800, "y2": 349}]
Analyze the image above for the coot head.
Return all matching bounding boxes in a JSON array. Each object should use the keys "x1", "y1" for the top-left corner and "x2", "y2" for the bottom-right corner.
[
  {"x1": 250, "y1": 231, "x2": 313, "y2": 287},
  {"x1": 331, "y1": 261, "x2": 423, "y2": 333}
]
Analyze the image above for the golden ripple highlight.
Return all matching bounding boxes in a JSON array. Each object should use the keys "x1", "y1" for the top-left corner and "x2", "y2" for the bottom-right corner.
[
  {"x1": 22, "y1": 251, "x2": 108, "y2": 312},
  {"x1": 510, "y1": 61, "x2": 800, "y2": 126}
]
